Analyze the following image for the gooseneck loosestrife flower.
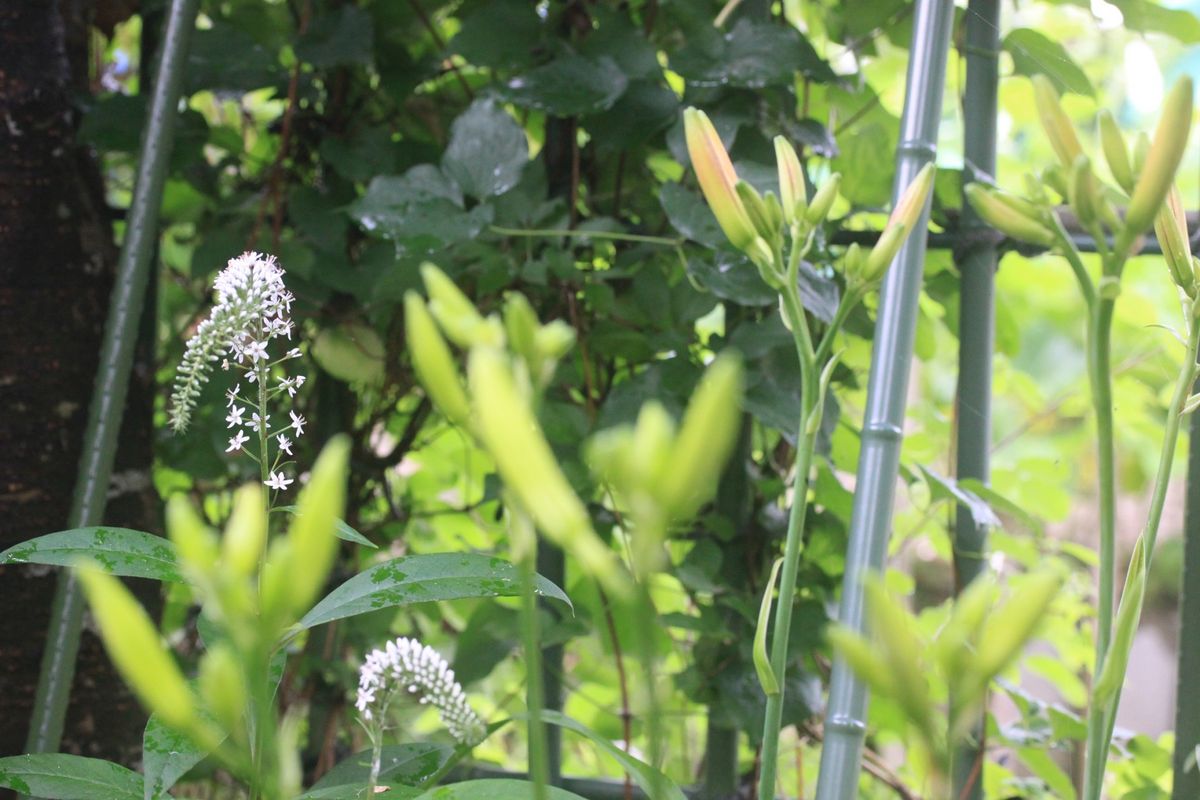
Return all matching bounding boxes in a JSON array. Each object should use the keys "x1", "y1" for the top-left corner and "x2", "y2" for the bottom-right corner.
[
  {"x1": 356, "y1": 637, "x2": 486, "y2": 793},
  {"x1": 169, "y1": 252, "x2": 305, "y2": 493}
]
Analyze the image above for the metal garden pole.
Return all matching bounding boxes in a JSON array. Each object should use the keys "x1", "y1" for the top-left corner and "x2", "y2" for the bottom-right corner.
[
  {"x1": 950, "y1": 2, "x2": 1001, "y2": 798},
  {"x1": 813, "y1": 2, "x2": 955, "y2": 798},
  {"x1": 24, "y1": 0, "x2": 200, "y2": 756}
]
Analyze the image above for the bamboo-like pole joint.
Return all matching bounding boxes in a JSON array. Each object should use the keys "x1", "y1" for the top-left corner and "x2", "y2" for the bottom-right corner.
[
  {"x1": 23, "y1": 0, "x2": 200, "y2": 758},
  {"x1": 813, "y1": 2, "x2": 955, "y2": 798}
]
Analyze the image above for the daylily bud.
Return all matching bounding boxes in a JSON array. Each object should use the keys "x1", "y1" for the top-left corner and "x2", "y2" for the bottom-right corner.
[
  {"x1": 221, "y1": 484, "x2": 266, "y2": 578},
  {"x1": 864, "y1": 580, "x2": 934, "y2": 739},
  {"x1": 974, "y1": 567, "x2": 1062, "y2": 681},
  {"x1": 842, "y1": 242, "x2": 866, "y2": 285},
  {"x1": 965, "y1": 184, "x2": 1055, "y2": 247},
  {"x1": 630, "y1": 401, "x2": 676, "y2": 491},
  {"x1": 1033, "y1": 75, "x2": 1084, "y2": 169},
  {"x1": 1155, "y1": 184, "x2": 1195, "y2": 295},
  {"x1": 826, "y1": 626, "x2": 895, "y2": 697},
  {"x1": 735, "y1": 181, "x2": 779, "y2": 242},
  {"x1": 1125, "y1": 77, "x2": 1194, "y2": 238},
  {"x1": 534, "y1": 320, "x2": 576, "y2": 364},
  {"x1": 657, "y1": 354, "x2": 744, "y2": 521},
  {"x1": 502, "y1": 292, "x2": 540, "y2": 369},
  {"x1": 77, "y1": 565, "x2": 197, "y2": 733},
  {"x1": 405, "y1": 292, "x2": 471, "y2": 427},
  {"x1": 863, "y1": 163, "x2": 936, "y2": 281},
  {"x1": 1132, "y1": 131, "x2": 1151, "y2": 174},
  {"x1": 1098, "y1": 110, "x2": 1134, "y2": 193},
  {"x1": 420, "y1": 263, "x2": 503, "y2": 348},
  {"x1": 286, "y1": 436, "x2": 349, "y2": 617},
  {"x1": 198, "y1": 643, "x2": 247, "y2": 738},
  {"x1": 804, "y1": 173, "x2": 841, "y2": 225},
  {"x1": 1068, "y1": 155, "x2": 1098, "y2": 227},
  {"x1": 774, "y1": 135, "x2": 807, "y2": 224},
  {"x1": 1093, "y1": 536, "x2": 1146, "y2": 705},
  {"x1": 167, "y1": 495, "x2": 219, "y2": 578},
  {"x1": 763, "y1": 191, "x2": 784, "y2": 236},
  {"x1": 683, "y1": 108, "x2": 760, "y2": 251},
  {"x1": 1042, "y1": 165, "x2": 1069, "y2": 201},
  {"x1": 469, "y1": 347, "x2": 626, "y2": 595}
]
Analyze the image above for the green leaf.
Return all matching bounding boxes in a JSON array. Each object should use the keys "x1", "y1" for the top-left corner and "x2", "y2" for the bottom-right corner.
[
  {"x1": 413, "y1": 780, "x2": 587, "y2": 800},
  {"x1": 296, "y1": 6, "x2": 374, "y2": 67},
  {"x1": 1003, "y1": 29, "x2": 1095, "y2": 97},
  {"x1": 0, "y1": 754, "x2": 142, "y2": 800},
  {"x1": 753, "y1": 557, "x2": 785, "y2": 695},
  {"x1": 441, "y1": 99, "x2": 528, "y2": 200},
  {"x1": 919, "y1": 466, "x2": 1002, "y2": 529},
  {"x1": 451, "y1": 0, "x2": 544, "y2": 71},
  {"x1": 297, "y1": 554, "x2": 572, "y2": 630},
  {"x1": 1018, "y1": 747, "x2": 1077, "y2": 800},
  {"x1": 350, "y1": 169, "x2": 493, "y2": 252},
  {"x1": 521, "y1": 711, "x2": 688, "y2": 800},
  {"x1": 1109, "y1": 0, "x2": 1200, "y2": 42},
  {"x1": 274, "y1": 506, "x2": 377, "y2": 549},
  {"x1": 302, "y1": 744, "x2": 450, "y2": 796},
  {"x1": 671, "y1": 19, "x2": 836, "y2": 88},
  {"x1": 0, "y1": 528, "x2": 182, "y2": 582},
  {"x1": 502, "y1": 55, "x2": 628, "y2": 116},
  {"x1": 185, "y1": 23, "x2": 284, "y2": 93},
  {"x1": 142, "y1": 714, "x2": 209, "y2": 800},
  {"x1": 311, "y1": 323, "x2": 386, "y2": 386}
]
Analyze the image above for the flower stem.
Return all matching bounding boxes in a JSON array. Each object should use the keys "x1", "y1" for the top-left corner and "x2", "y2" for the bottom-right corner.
[
  {"x1": 488, "y1": 225, "x2": 682, "y2": 247},
  {"x1": 514, "y1": 509, "x2": 550, "y2": 800}
]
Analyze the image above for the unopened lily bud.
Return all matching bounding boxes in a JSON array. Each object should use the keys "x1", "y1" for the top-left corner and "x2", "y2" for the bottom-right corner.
[
  {"x1": 405, "y1": 292, "x2": 471, "y2": 427},
  {"x1": 198, "y1": 643, "x2": 247, "y2": 737},
  {"x1": 932, "y1": 573, "x2": 998, "y2": 677},
  {"x1": 502, "y1": 293, "x2": 540, "y2": 369},
  {"x1": 221, "y1": 484, "x2": 266, "y2": 578},
  {"x1": 258, "y1": 538, "x2": 294, "y2": 632},
  {"x1": 1132, "y1": 132, "x2": 1151, "y2": 174},
  {"x1": 862, "y1": 225, "x2": 906, "y2": 284},
  {"x1": 862, "y1": 163, "x2": 936, "y2": 281},
  {"x1": 974, "y1": 567, "x2": 1062, "y2": 681},
  {"x1": 804, "y1": 173, "x2": 841, "y2": 225},
  {"x1": 167, "y1": 495, "x2": 219, "y2": 578},
  {"x1": 1033, "y1": 75, "x2": 1084, "y2": 169},
  {"x1": 1155, "y1": 184, "x2": 1195, "y2": 295},
  {"x1": 683, "y1": 108, "x2": 760, "y2": 251},
  {"x1": 657, "y1": 354, "x2": 743, "y2": 521},
  {"x1": 630, "y1": 401, "x2": 676, "y2": 491},
  {"x1": 77, "y1": 565, "x2": 197, "y2": 732},
  {"x1": 843, "y1": 242, "x2": 866, "y2": 284},
  {"x1": 1042, "y1": 165, "x2": 1069, "y2": 200},
  {"x1": 735, "y1": 181, "x2": 779, "y2": 242},
  {"x1": 1093, "y1": 537, "x2": 1146, "y2": 705},
  {"x1": 469, "y1": 347, "x2": 626, "y2": 595},
  {"x1": 1098, "y1": 110, "x2": 1134, "y2": 193},
  {"x1": 774, "y1": 136, "x2": 807, "y2": 224},
  {"x1": 420, "y1": 264, "x2": 503, "y2": 348},
  {"x1": 826, "y1": 626, "x2": 895, "y2": 697},
  {"x1": 965, "y1": 184, "x2": 1056, "y2": 247},
  {"x1": 534, "y1": 320, "x2": 576, "y2": 364},
  {"x1": 1068, "y1": 155, "x2": 1099, "y2": 227},
  {"x1": 286, "y1": 436, "x2": 349, "y2": 617},
  {"x1": 763, "y1": 191, "x2": 784, "y2": 235},
  {"x1": 864, "y1": 580, "x2": 934, "y2": 737},
  {"x1": 1125, "y1": 77, "x2": 1194, "y2": 238}
]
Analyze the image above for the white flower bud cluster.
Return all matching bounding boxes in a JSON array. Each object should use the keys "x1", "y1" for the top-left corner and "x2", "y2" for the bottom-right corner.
[
  {"x1": 170, "y1": 252, "x2": 299, "y2": 433},
  {"x1": 355, "y1": 637, "x2": 486, "y2": 747}
]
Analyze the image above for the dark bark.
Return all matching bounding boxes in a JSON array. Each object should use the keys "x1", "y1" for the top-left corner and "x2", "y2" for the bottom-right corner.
[{"x1": 0, "y1": 0, "x2": 157, "y2": 772}]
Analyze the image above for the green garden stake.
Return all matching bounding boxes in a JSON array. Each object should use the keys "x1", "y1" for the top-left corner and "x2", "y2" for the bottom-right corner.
[
  {"x1": 1173, "y1": 377, "x2": 1200, "y2": 800},
  {"x1": 813, "y1": 2, "x2": 955, "y2": 798},
  {"x1": 24, "y1": 0, "x2": 200, "y2": 759},
  {"x1": 951, "y1": 1, "x2": 1001, "y2": 797}
]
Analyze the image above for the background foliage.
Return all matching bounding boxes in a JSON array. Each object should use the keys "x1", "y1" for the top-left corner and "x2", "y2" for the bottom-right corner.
[{"x1": 62, "y1": 0, "x2": 1200, "y2": 795}]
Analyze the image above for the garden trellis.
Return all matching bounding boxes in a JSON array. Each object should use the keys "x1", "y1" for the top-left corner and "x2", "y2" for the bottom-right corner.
[{"x1": 14, "y1": 2, "x2": 1200, "y2": 799}]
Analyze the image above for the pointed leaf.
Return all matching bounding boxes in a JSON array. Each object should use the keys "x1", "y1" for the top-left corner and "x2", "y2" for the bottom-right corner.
[
  {"x1": 302, "y1": 744, "x2": 450, "y2": 796},
  {"x1": 274, "y1": 506, "x2": 377, "y2": 549},
  {"x1": 413, "y1": 780, "x2": 587, "y2": 799},
  {"x1": 0, "y1": 528, "x2": 181, "y2": 582},
  {"x1": 0, "y1": 754, "x2": 142, "y2": 800},
  {"x1": 142, "y1": 714, "x2": 211, "y2": 800},
  {"x1": 297, "y1": 554, "x2": 571, "y2": 630}
]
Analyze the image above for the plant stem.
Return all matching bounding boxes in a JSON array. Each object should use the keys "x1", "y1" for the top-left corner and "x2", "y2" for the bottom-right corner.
[
  {"x1": 1084, "y1": 308, "x2": 1200, "y2": 800},
  {"x1": 515, "y1": 508, "x2": 550, "y2": 800},
  {"x1": 489, "y1": 225, "x2": 682, "y2": 247},
  {"x1": 757, "y1": 284, "x2": 818, "y2": 796},
  {"x1": 1090, "y1": 295, "x2": 1118, "y2": 660},
  {"x1": 633, "y1": 581, "x2": 666, "y2": 795}
]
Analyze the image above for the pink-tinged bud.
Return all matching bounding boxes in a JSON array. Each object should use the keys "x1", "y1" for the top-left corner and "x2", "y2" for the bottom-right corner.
[
  {"x1": 684, "y1": 108, "x2": 759, "y2": 251},
  {"x1": 1155, "y1": 184, "x2": 1195, "y2": 295},
  {"x1": 887, "y1": 163, "x2": 936, "y2": 233},
  {"x1": 774, "y1": 136, "x2": 806, "y2": 224}
]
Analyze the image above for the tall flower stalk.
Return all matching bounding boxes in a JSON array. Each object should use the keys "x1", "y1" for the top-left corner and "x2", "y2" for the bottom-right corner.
[{"x1": 682, "y1": 108, "x2": 935, "y2": 797}]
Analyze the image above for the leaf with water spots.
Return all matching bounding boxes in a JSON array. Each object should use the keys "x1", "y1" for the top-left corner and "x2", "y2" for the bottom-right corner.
[
  {"x1": 0, "y1": 754, "x2": 143, "y2": 799},
  {"x1": 296, "y1": 553, "x2": 571, "y2": 630},
  {"x1": 142, "y1": 714, "x2": 211, "y2": 800},
  {"x1": 413, "y1": 780, "x2": 588, "y2": 799},
  {"x1": 0, "y1": 528, "x2": 182, "y2": 582},
  {"x1": 299, "y1": 743, "x2": 449, "y2": 798}
]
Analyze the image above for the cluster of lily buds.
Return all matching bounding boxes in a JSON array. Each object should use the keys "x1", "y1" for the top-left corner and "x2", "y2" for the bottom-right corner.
[
  {"x1": 683, "y1": 107, "x2": 935, "y2": 294},
  {"x1": 970, "y1": 75, "x2": 1195, "y2": 294},
  {"x1": 587, "y1": 355, "x2": 743, "y2": 574}
]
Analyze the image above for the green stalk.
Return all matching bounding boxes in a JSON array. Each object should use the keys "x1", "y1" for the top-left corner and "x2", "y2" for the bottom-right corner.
[
  {"x1": 1090, "y1": 295, "x2": 1119, "y2": 661},
  {"x1": 1172, "y1": 373, "x2": 1200, "y2": 799},
  {"x1": 757, "y1": 279, "x2": 819, "y2": 799},
  {"x1": 515, "y1": 508, "x2": 550, "y2": 800},
  {"x1": 1084, "y1": 310, "x2": 1200, "y2": 799},
  {"x1": 633, "y1": 582, "x2": 666, "y2": 796}
]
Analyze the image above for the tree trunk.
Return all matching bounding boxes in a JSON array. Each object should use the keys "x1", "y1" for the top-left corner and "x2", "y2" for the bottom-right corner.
[{"x1": 0, "y1": 0, "x2": 158, "y2": 772}]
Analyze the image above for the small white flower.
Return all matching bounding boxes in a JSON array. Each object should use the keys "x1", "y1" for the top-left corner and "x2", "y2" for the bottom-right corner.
[
  {"x1": 246, "y1": 370, "x2": 258, "y2": 383},
  {"x1": 226, "y1": 430, "x2": 250, "y2": 452},
  {"x1": 289, "y1": 411, "x2": 306, "y2": 436},
  {"x1": 287, "y1": 347, "x2": 302, "y2": 359},
  {"x1": 250, "y1": 411, "x2": 271, "y2": 430},
  {"x1": 277, "y1": 434, "x2": 293, "y2": 455},
  {"x1": 264, "y1": 471, "x2": 293, "y2": 491},
  {"x1": 295, "y1": 375, "x2": 306, "y2": 389},
  {"x1": 244, "y1": 340, "x2": 269, "y2": 362},
  {"x1": 225, "y1": 405, "x2": 246, "y2": 429},
  {"x1": 226, "y1": 384, "x2": 240, "y2": 407}
]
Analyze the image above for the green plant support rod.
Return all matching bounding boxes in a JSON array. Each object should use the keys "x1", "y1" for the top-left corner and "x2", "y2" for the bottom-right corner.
[
  {"x1": 24, "y1": 0, "x2": 199, "y2": 759},
  {"x1": 1172, "y1": 377, "x2": 1200, "y2": 800},
  {"x1": 950, "y1": 1, "x2": 1000, "y2": 797},
  {"x1": 537, "y1": 542, "x2": 565, "y2": 785},
  {"x1": 813, "y1": 3, "x2": 954, "y2": 798}
]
